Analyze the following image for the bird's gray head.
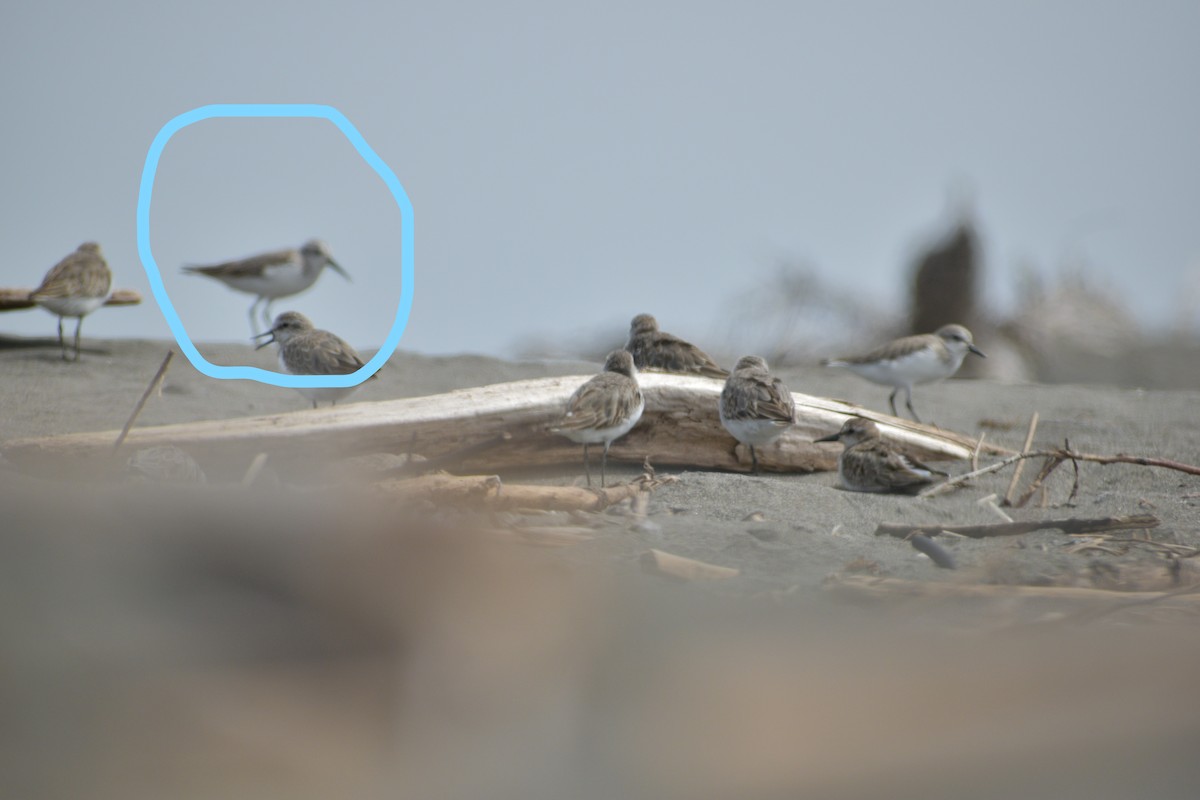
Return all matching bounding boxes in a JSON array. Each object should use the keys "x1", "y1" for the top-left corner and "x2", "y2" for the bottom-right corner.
[
  {"x1": 815, "y1": 417, "x2": 880, "y2": 447},
  {"x1": 733, "y1": 355, "x2": 769, "y2": 372},
  {"x1": 603, "y1": 349, "x2": 637, "y2": 378},
  {"x1": 629, "y1": 314, "x2": 659, "y2": 336},
  {"x1": 300, "y1": 239, "x2": 350, "y2": 281},
  {"x1": 253, "y1": 311, "x2": 315, "y2": 349},
  {"x1": 935, "y1": 324, "x2": 986, "y2": 358}
]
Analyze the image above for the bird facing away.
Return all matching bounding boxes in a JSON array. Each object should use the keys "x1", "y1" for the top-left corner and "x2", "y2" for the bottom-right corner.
[
  {"x1": 814, "y1": 417, "x2": 947, "y2": 493},
  {"x1": 550, "y1": 349, "x2": 645, "y2": 488},
  {"x1": 253, "y1": 311, "x2": 371, "y2": 408},
  {"x1": 821, "y1": 324, "x2": 985, "y2": 423},
  {"x1": 719, "y1": 355, "x2": 795, "y2": 475},
  {"x1": 184, "y1": 239, "x2": 349, "y2": 334},
  {"x1": 30, "y1": 242, "x2": 113, "y2": 361},
  {"x1": 625, "y1": 313, "x2": 729, "y2": 379}
]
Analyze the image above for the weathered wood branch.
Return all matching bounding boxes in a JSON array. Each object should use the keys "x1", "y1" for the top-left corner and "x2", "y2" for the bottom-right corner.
[
  {"x1": 640, "y1": 549, "x2": 740, "y2": 581},
  {"x1": 875, "y1": 514, "x2": 1160, "y2": 540},
  {"x1": 2, "y1": 373, "x2": 995, "y2": 475},
  {"x1": 0, "y1": 288, "x2": 142, "y2": 312},
  {"x1": 373, "y1": 473, "x2": 649, "y2": 512}
]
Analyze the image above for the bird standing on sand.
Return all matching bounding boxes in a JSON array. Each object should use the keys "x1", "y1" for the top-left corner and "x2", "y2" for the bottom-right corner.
[
  {"x1": 30, "y1": 242, "x2": 112, "y2": 362},
  {"x1": 625, "y1": 314, "x2": 728, "y2": 379},
  {"x1": 551, "y1": 349, "x2": 644, "y2": 488},
  {"x1": 719, "y1": 355, "x2": 795, "y2": 475},
  {"x1": 821, "y1": 324, "x2": 985, "y2": 423},
  {"x1": 184, "y1": 239, "x2": 349, "y2": 334},
  {"x1": 814, "y1": 417, "x2": 946, "y2": 493},
  {"x1": 254, "y1": 311, "x2": 371, "y2": 408}
]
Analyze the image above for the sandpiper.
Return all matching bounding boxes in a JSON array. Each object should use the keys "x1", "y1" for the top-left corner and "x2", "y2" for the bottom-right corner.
[
  {"x1": 821, "y1": 324, "x2": 985, "y2": 422},
  {"x1": 719, "y1": 355, "x2": 795, "y2": 474},
  {"x1": 626, "y1": 313, "x2": 728, "y2": 379},
  {"x1": 551, "y1": 349, "x2": 644, "y2": 488},
  {"x1": 184, "y1": 239, "x2": 349, "y2": 334},
  {"x1": 253, "y1": 311, "x2": 371, "y2": 408},
  {"x1": 814, "y1": 418, "x2": 946, "y2": 493},
  {"x1": 30, "y1": 242, "x2": 113, "y2": 361}
]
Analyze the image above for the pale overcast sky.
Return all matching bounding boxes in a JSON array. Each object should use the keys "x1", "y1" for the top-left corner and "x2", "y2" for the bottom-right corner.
[{"x1": 3, "y1": 1, "x2": 1198, "y2": 355}]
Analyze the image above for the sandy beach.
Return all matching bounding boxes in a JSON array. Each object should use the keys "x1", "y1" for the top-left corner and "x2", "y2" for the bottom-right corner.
[{"x1": 4, "y1": 336, "x2": 1200, "y2": 799}]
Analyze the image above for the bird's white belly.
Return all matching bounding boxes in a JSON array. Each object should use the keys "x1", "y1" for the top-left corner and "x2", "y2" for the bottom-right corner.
[
  {"x1": 36, "y1": 295, "x2": 107, "y2": 318},
  {"x1": 560, "y1": 398, "x2": 645, "y2": 445},
  {"x1": 720, "y1": 415, "x2": 790, "y2": 447},
  {"x1": 847, "y1": 348, "x2": 956, "y2": 387},
  {"x1": 223, "y1": 263, "x2": 314, "y2": 298}
]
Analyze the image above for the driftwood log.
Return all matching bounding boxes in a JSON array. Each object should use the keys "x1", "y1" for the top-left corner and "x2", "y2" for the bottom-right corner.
[
  {"x1": 874, "y1": 515, "x2": 1161, "y2": 540},
  {"x1": 2, "y1": 373, "x2": 1000, "y2": 475},
  {"x1": 0, "y1": 288, "x2": 142, "y2": 312}
]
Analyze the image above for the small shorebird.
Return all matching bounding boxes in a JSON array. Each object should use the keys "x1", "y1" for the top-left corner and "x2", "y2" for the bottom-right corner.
[
  {"x1": 254, "y1": 311, "x2": 371, "y2": 408},
  {"x1": 815, "y1": 418, "x2": 946, "y2": 493},
  {"x1": 551, "y1": 349, "x2": 644, "y2": 488},
  {"x1": 625, "y1": 313, "x2": 728, "y2": 379},
  {"x1": 184, "y1": 239, "x2": 349, "y2": 334},
  {"x1": 719, "y1": 355, "x2": 795, "y2": 474},
  {"x1": 30, "y1": 242, "x2": 113, "y2": 361},
  {"x1": 821, "y1": 324, "x2": 985, "y2": 422}
]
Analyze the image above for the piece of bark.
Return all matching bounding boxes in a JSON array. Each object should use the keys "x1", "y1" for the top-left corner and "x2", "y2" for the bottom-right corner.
[
  {"x1": 0, "y1": 288, "x2": 142, "y2": 312},
  {"x1": 875, "y1": 515, "x2": 1160, "y2": 540},
  {"x1": 640, "y1": 549, "x2": 740, "y2": 581},
  {"x1": 2, "y1": 373, "x2": 993, "y2": 475},
  {"x1": 374, "y1": 473, "x2": 648, "y2": 512},
  {"x1": 909, "y1": 534, "x2": 956, "y2": 569}
]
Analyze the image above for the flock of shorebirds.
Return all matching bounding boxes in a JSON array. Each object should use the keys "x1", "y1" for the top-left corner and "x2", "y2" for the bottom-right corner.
[{"x1": 27, "y1": 240, "x2": 986, "y2": 493}]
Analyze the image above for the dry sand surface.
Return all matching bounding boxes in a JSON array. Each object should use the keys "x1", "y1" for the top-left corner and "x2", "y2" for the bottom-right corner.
[{"x1": 3, "y1": 336, "x2": 1200, "y2": 799}]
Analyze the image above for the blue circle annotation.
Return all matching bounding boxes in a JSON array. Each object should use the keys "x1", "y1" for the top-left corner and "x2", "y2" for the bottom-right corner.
[{"x1": 137, "y1": 103, "x2": 413, "y2": 388}]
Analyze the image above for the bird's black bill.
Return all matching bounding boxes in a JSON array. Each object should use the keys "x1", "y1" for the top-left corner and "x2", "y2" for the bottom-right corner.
[
  {"x1": 328, "y1": 259, "x2": 351, "y2": 281},
  {"x1": 813, "y1": 432, "x2": 841, "y2": 443},
  {"x1": 968, "y1": 344, "x2": 987, "y2": 358},
  {"x1": 252, "y1": 331, "x2": 275, "y2": 350}
]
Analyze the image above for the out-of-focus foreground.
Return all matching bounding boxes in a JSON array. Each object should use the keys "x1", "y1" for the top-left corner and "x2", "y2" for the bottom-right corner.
[{"x1": 3, "y1": 478, "x2": 1198, "y2": 800}]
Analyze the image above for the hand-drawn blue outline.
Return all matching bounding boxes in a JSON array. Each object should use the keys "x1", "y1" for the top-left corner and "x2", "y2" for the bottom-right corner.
[{"x1": 137, "y1": 104, "x2": 413, "y2": 388}]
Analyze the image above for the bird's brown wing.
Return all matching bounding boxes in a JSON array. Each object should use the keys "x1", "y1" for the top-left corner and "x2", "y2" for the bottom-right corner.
[
  {"x1": 184, "y1": 248, "x2": 296, "y2": 277},
  {"x1": 836, "y1": 333, "x2": 936, "y2": 365},
  {"x1": 637, "y1": 332, "x2": 728, "y2": 378},
  {"x1": 32, "y1": 250, "x2": 112, "y2": 299},
  {"x1": 283, "y1": 331, "x2": 366, "y2": 376},
  {"x1": 554, "y1": 374, "x2": 641, "y2": 432},
  {"x1": 723, "y1": 372, "x2": 794, "y2": 422}
]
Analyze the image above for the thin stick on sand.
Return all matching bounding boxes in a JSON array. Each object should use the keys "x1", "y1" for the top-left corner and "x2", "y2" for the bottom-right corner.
[
  {"x1": 1003, "y1": 412, "x2": 1039, "y2": 506},
  {"x1": 113, "y1": 350, "x2": 174, "y2": 453},
  {"x1": 640, "y1": 549, "x2": 740, "y2": 581},
  {"x1": 874, "y1": 514, "x2": 1160, "y2": 540}
]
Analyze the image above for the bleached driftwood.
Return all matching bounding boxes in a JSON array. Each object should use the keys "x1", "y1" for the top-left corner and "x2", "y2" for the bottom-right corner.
[
  {"x1": 2, "y1": 373, "x2": 996, "y2": 475},
  {"x1": 0, "y1": 288, "x2": 142, "y2": 312},
  {"x1": 373, "y1": 473, "x2": 650, "y2": 512},
  {"x1": 640, "y1": 549, "x2": 740, "y2": 581}
]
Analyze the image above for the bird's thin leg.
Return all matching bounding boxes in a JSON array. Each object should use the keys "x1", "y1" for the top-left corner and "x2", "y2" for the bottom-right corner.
[
  {"x1": 751, "y1": 445, "x2": 760, "y2": 476},
  {"x1": 57, "y1": 317, "x2": 66, "y2": 361},
  {"x1": 248, "y1": 298, "x2": 262, "y2": 336},
  {"x1": 601, "y1": 442, "x2": 609, "y2": 488},
  {"x1": 583, "y1": 443, "x2": 592, "y2": 488},
  {"x1": 888, "y1": 388, "x2": 899, "y2": 417},
  {"x1": 905, "y1": 386, "x2": 922, "y2": 424},
  {"x1": 73, "y1": 318, "x2": 83, "y2": 362},
  {"x1": 263, "y1": 298, "x2": 275, "y2": 330}
]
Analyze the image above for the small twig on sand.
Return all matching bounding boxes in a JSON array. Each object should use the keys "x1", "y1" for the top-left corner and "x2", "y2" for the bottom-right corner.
[
  {"x1": 113, "y1": 350, "x2": 174, "y2": 453},
  {"x1": 1003, "y1": 412, "x2": 1039, "y2": 506},
  {"x1": 1013, "y1": 454, "x2": 1065, "y2": 508},
  {"x1": 971, "y1": 432, "x2": 986, "y2": 472},
  {"x1": 875, "y1": 514, "x2": 1160, "y2": 540},
  {"x1": 918, "y1": 452, "x2": 1030, "y2": 498}
]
